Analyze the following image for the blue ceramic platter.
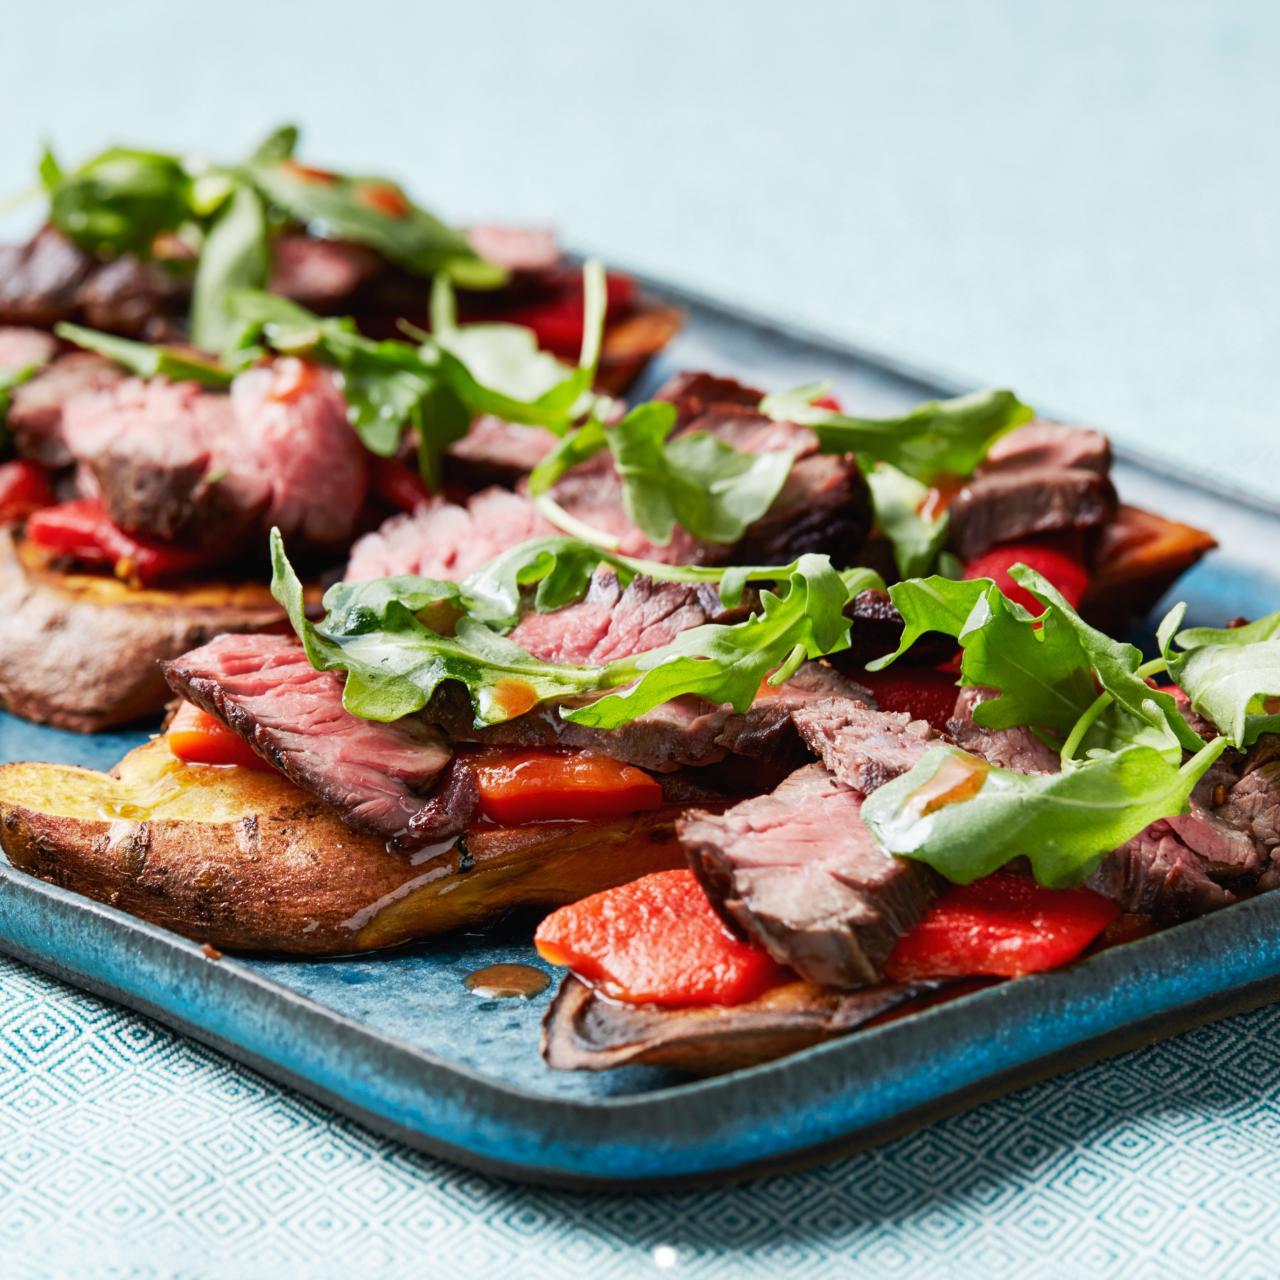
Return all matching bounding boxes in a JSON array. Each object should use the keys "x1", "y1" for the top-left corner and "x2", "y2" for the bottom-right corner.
[{"x1": 2, "y1": 275, "x2": 1279, "y2": 1188}]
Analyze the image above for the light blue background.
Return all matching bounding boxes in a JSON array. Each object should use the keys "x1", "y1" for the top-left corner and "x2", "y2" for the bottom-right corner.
[{"x1": 2, "y1": 2, "x2": 1279, "y2": 1276}]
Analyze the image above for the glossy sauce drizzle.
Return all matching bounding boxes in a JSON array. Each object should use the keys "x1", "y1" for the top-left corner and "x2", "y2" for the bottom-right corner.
[
  {"x1": 906, "y1": 752, "x2": 991, "y2": 820},
  {"x1": 463, "y1": 963, "x2": 550, "y2": 1000}
]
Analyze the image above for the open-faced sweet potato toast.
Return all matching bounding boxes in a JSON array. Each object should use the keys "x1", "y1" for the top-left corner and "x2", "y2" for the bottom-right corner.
[
  {"x1": 0, "y1": 738, "x2": 692, "y2": 953},
  {"x1": 0, "y1": 533, "x2": 318, "y2": 733}
]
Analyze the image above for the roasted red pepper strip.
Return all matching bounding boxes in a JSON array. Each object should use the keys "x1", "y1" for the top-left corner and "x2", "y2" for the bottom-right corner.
[
  {"x1": 26, "y1": 499, "x2": 222, "y2": 585},
  {"x1": 963, "y1": 534, "x2": 1090, "y2": 614},
  {"x1": 885, "y1": 872, "x2": 1120, "y2": 981},
  {"x1": 167, "y1": 702, "x2": 275, "y2": 772},
  {"x1": 0, "y1": 460, "x2": 56, "y2": 524},
  {"x1": 857, "y1": 666, "x2": 959, "y2": 731},
  {"x1": 473, "y1": 748, "x2": 663, "y2": 825},
  {"x1": 477, "y1": 271, "x2": 636, "y2": 357},
  {"x1": 536, "y1": 868, "x2": 787, "y2": 1007},
  {"x1": 368, "y1": 455, "x2": 432, "y2": 512}
]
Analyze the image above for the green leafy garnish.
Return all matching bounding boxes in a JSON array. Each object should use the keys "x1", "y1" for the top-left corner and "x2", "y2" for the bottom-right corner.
[
  {"x1": 873, "y1": 567, "x2": 1200, "y2": 761},
  {"x1": 246, "y1": 151, "x2": 503, "y2": 289},
  {"x1": 528, "y1": 400, "x2": 794, "y2": 549},
  {"x1": 226, "y1": 273, "x2": 600, "y2": 488},
  {"x1": 44, "y1": 146, "x2": 194, "y2": 257},
  {"x1": 862, "y1": 737, "x2": 1228, "y2": 889},
  {"x1": 54, "y1": 323, "x2": 234, "y2": 388},
  {"x1": 38, "y1": 125, "x2": 509, "y2": 347},
  {"x1": 863, "y1": 462, "x2": 950, "y2": 578},
  {"x1": 270, "y1": 530, "x2": 878, "y2": 729},
  {"x1": 1161, "y1": 610, "x2": 1280, "y2": 748},
  {"x1": 190, "y1": 183, "x2": 269, "y2": 352},
  {"x1": 760, "y1": 385, "x2": 1032, "y2": 486}
]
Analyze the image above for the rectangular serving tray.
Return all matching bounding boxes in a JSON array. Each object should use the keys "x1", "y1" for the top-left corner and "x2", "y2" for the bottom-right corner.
[{"x1": 2, "y1": 272, "x2": 1279, "y2": 1189}]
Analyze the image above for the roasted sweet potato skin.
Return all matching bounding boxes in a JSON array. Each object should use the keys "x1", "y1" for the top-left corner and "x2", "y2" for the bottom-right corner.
[
  {"x1": 541, "y1": 974, "x2": 925, "y2": 1075},
  {"x1": 0, "y1": 739, "x2": 691, "y2": 954},
  {"x1": 596, "y1": 301, "x2": 683, "y2": 394},
  {"x1": 1081, "y1": 504, "x2": 1217, "y2": 632},
  {"x1": 0, "y1": 532, "x2": 312, "y2": 732}
]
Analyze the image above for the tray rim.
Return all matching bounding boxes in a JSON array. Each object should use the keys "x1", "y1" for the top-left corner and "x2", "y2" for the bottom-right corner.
[
  {"x1": 5, "y1": 858, "x2": 1280, "y2": 1190},
  {"x1": 3, "y1": 268, "x2": 1279, "y2": 1188}
]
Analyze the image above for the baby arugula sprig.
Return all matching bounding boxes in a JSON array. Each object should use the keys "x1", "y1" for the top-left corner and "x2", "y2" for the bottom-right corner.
[
  {"x1": 52, "y1": 267, "x2": 608, "y2": 492},
  {"x1": 856, "y1": 569, "x2": 1279, "y2": 888},
  {"x1": 760, "y1": 384, "x2": 1034, "y2": 577},
  {"x1": 269, "y1": 529, "x2": 882, "y2": 729},
  {"x1": 36, "y1": 124, "x2": 503, "y2": 351}
]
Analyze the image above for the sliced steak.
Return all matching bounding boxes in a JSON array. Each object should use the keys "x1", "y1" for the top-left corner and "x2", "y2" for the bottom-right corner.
[
  {"x1": 791, "y1": 698, "x2": 940, "y2": 794},
  {"x1": 946, "y1": 686, "x2": 1061, "y2": 775},
  {"x1": 466, "y1": 225, "x2": 561, "y2": 272},
  {"x1": 61, "y1": 358, "x2": 365, "y2": 550},
  {"x1": 948, "y1": 466, "x2": 1118, "y2": 561},
  {"x1": 680, "y1": 763, "x2": 940, "y2": 988},
  {"x1": 268, "y1": 234, "x2": 383, "y2": 309},
  {"x1": 0, "y1": 327, "x2": 57, "y2": 372},
  {"x1": 345, "y1": 487, "x2": 555, "y2": 581},
  {"x1": 980, "y1": 421, "x2": 1111, "y2": 476},
  {"x1": 654, "y1": 370, "x2": 766, "y2": 427},
  {"x1": 7, "y1": 352, "x2": 125, "y2": 467},
  {"x1": 0, "y1": 228, "x2": 93, "y2": 328},
  {"x1": 1223, "y1": 739, "x2": 1280, "y2": 874},
  {"x1": 229, "y1": 359, "x2": 367, "y2": 547},
  {"x1": 165, "y1": 633, "x2": 471, "y2": 850},
  {"x1": 1087, "y1": 821, "x2": 1236, "y2": 922},
  {"x1": 737, "y1": 452, "x2": 872, "y2": 566},
  {"x1": 77, "y1": 254, "x2": 187, "y2": 339},
  {"x1": 446, "y1": 414, "x2": 559, "y2": 487},
  {"x1": 509, "y1": 571, "x2": 737, "y2": 665},
  {"x1": 63, "y1": 377, "x2": 260, "y2": 546}
]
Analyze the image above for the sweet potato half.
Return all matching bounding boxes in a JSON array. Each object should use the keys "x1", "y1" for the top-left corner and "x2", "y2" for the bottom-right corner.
[
  {"x1": 541, "y1": 975, "x2": 928, "y2": 1075},
  {"x1": 0, "y1": 533, "x2": 321, "y2": 732},
  {"x1": 0, "y1": 739, "x2": 691, "y2": 954}
]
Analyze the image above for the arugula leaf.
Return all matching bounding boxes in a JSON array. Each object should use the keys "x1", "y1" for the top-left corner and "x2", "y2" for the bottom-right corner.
[
  {"x1": 863, "y1": 738, "x2": 1229, "y2": 888},
  {"x1": 873, "y1": 568, "x2": 1198, "y2": 761},
  {"x1": 190, "y1": 182, "x2": 269, "y2": 352},
  {"x1": 864, "y1": 462, "x2": 950, "y2": 578},
  {"x1": 270, "y1": 530, "x2": 601, "y2": 724},
  {"x1": 247, "y1": 155, "x2": 505, "y2": 289},
  {"x1": 271, "y1": 532, "x2": 871, "y2": 730},
  {"x1": 248, "y1": 124, "x2": 299, "y2": 165},
  {"x1": 456, "y1": 534, "x2": 884, "y2": 631},
  {"x1": 528, "y1": 400, "x2": 794, "y2": 548},
  {"x1": 54, "y1": 323, "x2": 234, "y2": 388},
  {"x1": 1162, "y1": 611, "x2": 1280, "y2": 748},
  {"x1": 46, "y1": 146, "x2": 195, "y2": 256},
  {"x1": 761, "y1": 385, "x2": 1032, "y2": 485},
  {"x1": 565, "y1": 555, "x2": 856, "y2": 728}
]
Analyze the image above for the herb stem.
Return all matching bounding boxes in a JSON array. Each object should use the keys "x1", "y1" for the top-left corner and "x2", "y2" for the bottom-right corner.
[
  {"x1": 1061, "y1": 691, "x2": 1114, "y2": 764},
  {"x1": 531, "y1": 493, "x2": 622, "y2": 551}
]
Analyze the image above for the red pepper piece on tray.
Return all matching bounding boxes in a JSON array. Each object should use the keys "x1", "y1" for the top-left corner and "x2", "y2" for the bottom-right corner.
[
  {"x1": 167, "y1": 702, "x2": 275, "y2": 772},
  {"x1": 368, "y1": 455, "x2": 432, "y2": 512},
  {"x1": 963, "y1": 534, "x2": 1091, "y2": 614},
  {"x1": 535, "y1": 868, "x2": 787, "y2": 1006},
  {"x1": 26, "y1": 499, "x2": 222, "y2": 586},
  {"x1": 0, "y1": 460, "x2": 56, "y2": 524},
  {"x1": 885, "y1": 872, "x2": 1120, "y2": 981},
  {"x1": 856, "y1": 666, "x2": 959, "y2": 731},
  {"x1": 486, "y1": 271, "x2": 636, "y2": 357},
  {"x1": 473, "y1": 749, "x2": 663, "y2": 825}
]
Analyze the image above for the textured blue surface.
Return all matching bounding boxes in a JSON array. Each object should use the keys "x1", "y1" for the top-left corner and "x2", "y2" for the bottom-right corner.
[{"x1": 2, "y1": 1, "x2": 1279, "y2": 1273}]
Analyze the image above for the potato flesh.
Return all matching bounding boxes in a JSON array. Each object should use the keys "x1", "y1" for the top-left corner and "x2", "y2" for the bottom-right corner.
[{"x1": 0, "y1": 740, "x2": 689, "y2": 954}]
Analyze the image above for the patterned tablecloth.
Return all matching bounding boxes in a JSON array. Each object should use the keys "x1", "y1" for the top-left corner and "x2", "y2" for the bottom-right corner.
[
  {"x1": 3, "y1": 2, "x2": 1279, "y2": 1276},
  {"x1": 5, "y1": 951, "x2": 1280, "y2": 1280}
]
